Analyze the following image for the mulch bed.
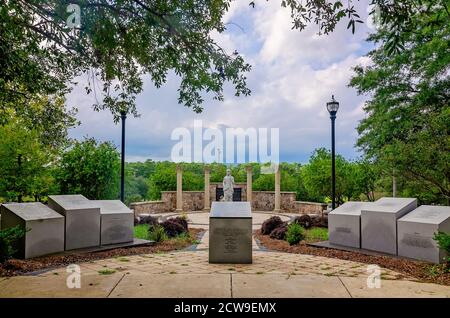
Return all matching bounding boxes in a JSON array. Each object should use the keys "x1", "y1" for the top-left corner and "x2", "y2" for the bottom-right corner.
[
  {"x1": 255, "y1": 230, "x2": 450, "y2": 286},
  {"x1": 0, "y1": 228, "x2": 204, "y2": 277}
]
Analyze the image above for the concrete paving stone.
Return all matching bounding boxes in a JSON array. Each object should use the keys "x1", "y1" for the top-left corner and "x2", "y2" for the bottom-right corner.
[
  {"x1": 232, "y1": 273, "x2": 351, "y2": 298},
  {"x1": 0, "y1": 271, "x2": 124, "y2": 298},
  {"x1": 340, "y1": 276, "x2": 450, "y2": 298},
  {"x1": 109, "y1": 272, "x2": 231, "y2": 298}
]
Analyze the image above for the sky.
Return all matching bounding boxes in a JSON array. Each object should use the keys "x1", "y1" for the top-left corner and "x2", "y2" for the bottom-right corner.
[{"x1": 66, "y1": 0, "x2": 376, "y2": 164}]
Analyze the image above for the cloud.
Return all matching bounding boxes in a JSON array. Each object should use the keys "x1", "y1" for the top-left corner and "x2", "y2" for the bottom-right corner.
[{"x1": 67, "y1": 0, "x2": 374, "y2": 163}]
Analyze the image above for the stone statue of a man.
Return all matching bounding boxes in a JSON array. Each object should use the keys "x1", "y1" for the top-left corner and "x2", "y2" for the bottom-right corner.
[{"x1": 222, "y1": 169, "x2": 235, "y2": 201}]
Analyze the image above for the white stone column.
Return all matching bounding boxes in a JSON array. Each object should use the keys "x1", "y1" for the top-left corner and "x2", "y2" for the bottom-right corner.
[
  {"x1": 204, "y1": 166, "x2": 211, "y2": 211},
  {"x1": 274, "y1": 166, "x2": 281, "y2": 212},
  {"x1": 246, "y1": 166, "x2": 252, "y2": 203},
  {"x1": 176, "y1": 164, "x2": 183, "y2": 212}
]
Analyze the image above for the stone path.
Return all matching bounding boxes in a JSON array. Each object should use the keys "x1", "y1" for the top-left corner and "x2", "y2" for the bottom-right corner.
[{"x1": 0, "y1": 212, "x2": 449, "y2": 298}]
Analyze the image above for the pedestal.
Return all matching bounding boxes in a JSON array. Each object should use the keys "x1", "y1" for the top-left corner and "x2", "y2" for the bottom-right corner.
[
  {"x1": 48, "y1": 195, "x2": 101, "y2": 250},
  {"x1": 398, "y1": 205, "x2": 450, "y2": 263},
  {"x1": 328, "y1": 202, "x2": 372, "y2": 248},
  {"x1": 361, "y1": 197, "x2": 417, "y2": 255},
  {"x1": 209, "y1": 202, "x2": 252, "y2": 264},
  {"x1": 93, "y1": 200, "x2": 134, "y2": 245},
  {"x1": 0, "y1": 203, "x2": 64, "y2": 258}
]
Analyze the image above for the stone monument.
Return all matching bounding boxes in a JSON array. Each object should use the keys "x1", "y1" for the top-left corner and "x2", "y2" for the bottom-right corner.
[
  {"x1": 361, "y1": 197, "x2": 417, "y2": 255},
  {"x1": 93, "y1": 200, "x2": 134, "y2": 245},
  {"x1": 0, "y1": 203, "x2": 64, "y2": 258},
  {"x1": 328, "y1": 201, "x2": 372, "y2": 248},
  {"x1": 397, "y1": 205, "x2": 450, "y2": 263},
  {"x1": 209, "y1": 201, "x2": 252, "y2": 264},
  {"x1": 222, "y1": 168, "x2": 235, "y2": 201},
  {"x1": 48, "y1": 194, "x2": 101, "y2": 250}
]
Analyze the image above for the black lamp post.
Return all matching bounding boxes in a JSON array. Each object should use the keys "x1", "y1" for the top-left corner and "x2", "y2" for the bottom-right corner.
[
  {"x1": 326, "y1": 95, "x2": 339, "y2": 210},
  {"x1": 120, "y1": 111, "x2": 127, "y2": 203}
]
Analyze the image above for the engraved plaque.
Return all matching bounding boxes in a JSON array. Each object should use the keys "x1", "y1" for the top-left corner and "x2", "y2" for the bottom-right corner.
[{"x1": 209, "y1": 202, "x2": 252, "y2": 264}]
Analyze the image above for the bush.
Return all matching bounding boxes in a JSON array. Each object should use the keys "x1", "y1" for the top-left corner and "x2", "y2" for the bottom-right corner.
[
  {"x1": 433, "y1": 231, "x2": 450, "y2": 263},
  {"x1": 169, "y1": 216, "x2": 188, "y2": 232},
  {"x1": 293, "y1": 215, "x2": 313, "y2": 229},
  {"x1": 148, "y1": 225, "x2": 168, "y2": 242},
  {"x1": 261, "y1": 216, "x2": 284, "y2": 235},
  {"x1": 286, "y1": 223, "x2": 305, "y2": 245},
  {"x1": 138, "y1": 215, "x2": 159, "y2": 227},
  {"x1": 160, "y1": 219, "x2": 186, "y2": 237},
  {"x1": 0, "y1": 226, "x2": 27, "y2": 263},
  {"x1": 269, "y1": 223, "x2": 288, "y2": 240}
]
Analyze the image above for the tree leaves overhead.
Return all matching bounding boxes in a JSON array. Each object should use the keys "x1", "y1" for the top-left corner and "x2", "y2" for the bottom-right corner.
[
  {"x1": 1, "y1": 0, "x2": 252, "y2": 121},
  {"x1": 3, "y1": 0, "x2": 438, "y2": 122}
]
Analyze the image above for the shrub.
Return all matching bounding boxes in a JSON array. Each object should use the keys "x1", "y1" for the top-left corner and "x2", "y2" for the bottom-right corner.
[
  {"x1": 161, "y1": 219, "x2": 186, "y2": 237},
  {"x1": 269, "y1": 223, "x2": 288, "y2": 240},
  {"x1": 148, "y1": 225, "x2": 168, "y2": 242},
  {"x1": 261, "y1": 216, "x2": 283, "y2": 235},
  {"x1": 0, "y1": 226, "x2": 27, "y2": 263},
  {"x1": 139, "y1": 215, "x2": 159, "y2": 227},
  {"x1": 286, "y1": 223, "x2": 305, "y2": 245},
  {"x1": 433, "y1": 232, "x2": 450, "y2": 263},
  {"x1": 293, "y1": 215, "x2": 313, "y2": 229},
  {"x1": 169, "y1": 216, "x2": 188, "y2": 232}
]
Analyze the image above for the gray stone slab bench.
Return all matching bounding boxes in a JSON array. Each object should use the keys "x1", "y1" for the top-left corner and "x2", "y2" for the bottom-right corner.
[{"x1": 0, "y1": 202, "x2": 64, "y2": 258}]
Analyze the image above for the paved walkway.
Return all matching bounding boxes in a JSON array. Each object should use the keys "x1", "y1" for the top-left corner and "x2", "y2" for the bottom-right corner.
[{"x1": 1, "y1": 212, "x2": 449, "y2": 298}]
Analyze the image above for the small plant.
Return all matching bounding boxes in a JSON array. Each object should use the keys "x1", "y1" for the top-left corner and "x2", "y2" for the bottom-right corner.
[
  {"x1": 134, "y1": 224, "x2": 150, "y2": 240},
  {"x1": 0, "y1": 225, "x2": 27, "y2": 263},
  {"x1": 286, "y1": 223, "x2": 305, "y2": 245},
  {"x1": 261, "y1": 216, "x2": 283, "y2": 235},
  {"x1": 161, "y1": 219, "x2": 186, "y2": 237},
  {"x1": 169, "y1": 216, "x2": 188, "y2": 232},
  {"x1": 148, "y1": 225, "x2": 168, "y2": 242},
  {"x1": 98, "y1": 269, "x2": 116, "y2": 275},
  {"x1": 433, "y1": 231, "x2": 450, "y2": 264}
]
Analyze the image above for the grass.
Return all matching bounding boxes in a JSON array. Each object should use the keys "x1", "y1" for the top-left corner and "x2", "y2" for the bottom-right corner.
[
  {"x1": 98, "y1": 269, "x2": 116, "y2": 275},
  {"x1": 305, "y1": 227, "x2": 328, "y2": 242},
  {"x1": 134, "y1": 224, "x2": 150, "y2": 240}
]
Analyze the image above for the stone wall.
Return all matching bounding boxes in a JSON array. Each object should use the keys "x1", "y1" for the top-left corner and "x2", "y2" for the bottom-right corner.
[
  {"x1": 130, "y1": 201, "x2": 171, "y2": 214},
  {"x1": 251, "y1": 191, "x2": 297, "y2": 212},
  {"x1": 295, "y1": 201, "x2": 328, "y2": 215},
  {"x1": 131, "y1": 188, "x2": 327, "y2": 215}
]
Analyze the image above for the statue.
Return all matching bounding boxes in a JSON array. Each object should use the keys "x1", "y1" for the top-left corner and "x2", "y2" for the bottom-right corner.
[{"x1": 222, "y1": 169, "x2": 235, "y2": 201}]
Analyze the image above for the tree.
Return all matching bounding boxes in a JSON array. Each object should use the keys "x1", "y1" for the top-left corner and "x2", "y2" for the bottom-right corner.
[
  {"x1": 301, "y1": 148, "x2": 356, "y2": 204},
  {"x1": 56, "y1": 138, "x2": 120, "y2": 199},
  {"x1": 0, "y1": 121, "x2": 53, "y2": 202},
  {"x1": 350, "y1": 1, "x2": 450, "y2": 204},
  {"x1": 353, "y1": 159, "x2": 377, "y2": 202},
  {"x1": 1, "y1": 0, "x2": 422, "y2": 122}
]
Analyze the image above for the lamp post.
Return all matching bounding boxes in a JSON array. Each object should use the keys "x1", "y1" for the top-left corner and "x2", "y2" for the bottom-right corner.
[
  {"x1": 120, "y1": 110, "x2": 127, "y2": 203},
  {"x1": 326, "y1": 95, "x2": 339, "y2": 210}
]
